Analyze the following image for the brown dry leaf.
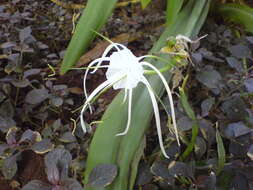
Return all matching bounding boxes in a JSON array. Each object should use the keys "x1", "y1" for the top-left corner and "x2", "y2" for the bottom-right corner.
[
  {"x1": 77, "y1": 33, "x2": 137, "y2": 67},
  {"x1": 172, "y1": 69, "x2": 183, "y2": 90},
  {"x1": 68, "y1": 87, "x2": 83, "y2": 95}
]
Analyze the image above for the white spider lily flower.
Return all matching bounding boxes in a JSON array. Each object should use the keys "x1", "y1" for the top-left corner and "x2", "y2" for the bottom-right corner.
[{"x1": 80, "y1": 42, "x2": 179, "y2": 158}]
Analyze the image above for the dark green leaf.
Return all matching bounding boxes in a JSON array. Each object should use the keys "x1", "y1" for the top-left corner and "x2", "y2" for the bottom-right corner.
[
  {"x1": 221, "y1": 97, "x2": 248, "y2": 121},
  {"x1": 201, "y1": 97, "x2": 214, "y2": 117},
  {"x1": 2, "y1": 154, "x2": 18, "y2": 179},
  {"x1": 59, "y1": 132, "x2": 76, "y2": 143},
  {"x1": 151, "y1": 161, "x2": 171, "y2": 179},
  {"x1": 244, "y1": 78, "x2": 253, "y2": 93},
  {"x1": 230, "y1": 173, "x2": 249, "y2": 190},
  {"x1": 31, "y1": 138, "x2": 54, "y2": 154},
  {"x1": 21, "y1": 180, "x2": 52, "y2": 190},
  {"x1": 50, "y1": 96, "x2": 63, "y2": 107},
  {"x1": 19, "y1": 129, "x2": 41, "y2": 144},
  {"x1": 229, "y1": 44, "x2": 251, "y2": 58},
  {"x1": 45, "y1": 148, "x2": 72, "y2": 182},
  {"x1": 61, "y1": 178, "x2": 83, "y2": 190},
  {"x1": 194, "y1": 136, "x2": 207, "y2": 159},
  {"x1": 196, "y1": 67, "x2": 222, "y2": 94},
  {"x1": 0, "y1": 144, "x2": 10, "y2": 157},
  {"x1": 25, "y1": 89, "x2": 49, "y2": 105},
  {"x1": 6, "y1": 127, "x2": 18, "y2": 145},
  {"x1": 23, "y1": 69, "x2": 41, "y2": 78},
  {"x1": 199, "y1": 119, "x2": 216, "y2": 145},
  {"x1": 178, "y1": 116, "x2": 193, "y2": 132},
  {"x1": 136, "y1": 163, "x2": 153, "y2": 186},
  {"x1": 0, "y1": 99, "x2": 14, "y2": 118},
  {"x1": 88, "y1": 164, "x2": 118, "y2": 187},
  {"x1": 168, "y1": 161, "x2": 194, "y2": 178},
  {"x1": 11, "y1": 78, "x2": 30, "y2": 88},
  {"x1": 0, "y1": 115, "x2": 16, "y2": 133},
  {"x1": 224, "y1": 121, "x2": 251, "y2": 138},
  {"x1": 226, "y1": 57, "x2": 243, "y2": 73}
]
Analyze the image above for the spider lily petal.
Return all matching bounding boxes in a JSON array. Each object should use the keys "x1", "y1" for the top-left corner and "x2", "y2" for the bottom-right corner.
[
  {"x1": 141, "y1": 76, "x2": 170, "y2": 159},
  {"x1": 84, "y1": 57, "x2": 111, "y2": 113},
  {"x1": 122, "y1": 88, "x2": 128, "y2": 104},
  {"x1": 91, "y1": 43, "x2": 128, "y2": 74},
  {"x1": 141, "y1": 61, "x2": 180, "y2": 145},
  {"x1": 90, "y1": 43, "x2": 119, "y2": 74},
  {"x1": 116, "y1": 89, "x2": 132, "y2": 136},
  {"x1": 81, "y1": 74, "x2": 124, "y2": 133}
]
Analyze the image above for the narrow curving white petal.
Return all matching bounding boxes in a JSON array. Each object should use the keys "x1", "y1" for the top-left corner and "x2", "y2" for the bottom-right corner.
[
  {"x1": 141, "y1": 77, "x2": 170, "y2": 158},
  {"x1": 137, "y1": 55, "x2": 154, "y2": 61},
  {"x1": 81, "y1": 74, "x2": 125, "y2": 133},
  {"x1": 141, "y1": 61, "x2": 180, "y2": 146},
  {"x1": 83, "y1": 57, "x2": 110, "y2": 113},
  {"x1": 81, "y1": 79, "x2": 112, "y2": 133},
  {"x1": 91, "y1": 44, "x2": 119, "y2": 74},
  {"x1": 116, "y1": 89, "x2": 132, "y2": 136},
  {"x1": 90, "y1": 42, "x2": 128, "y2": 74},
  {"x1": 122, "y1": 88, "x2": 128, "y2": 104}
]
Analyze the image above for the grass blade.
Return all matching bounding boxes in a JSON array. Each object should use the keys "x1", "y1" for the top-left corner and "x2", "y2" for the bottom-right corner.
[
  {"x1": 179, "y1": 76, "x2": 199, "y2": 161},
  {"x1": 216, "y1": 125, "x2": 226, "y2": 175}
]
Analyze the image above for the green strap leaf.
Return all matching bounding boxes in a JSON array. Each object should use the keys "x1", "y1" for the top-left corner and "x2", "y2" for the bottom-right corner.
[
  {"x1": 60, "y1": 0, "x2": 118, "y2": 74},
  {"x1": 166, "y1": 0, "x2": 184, "y2": 26},
  {"x1": 217, "y1": 3, "x2": 253, "y2": 34}
]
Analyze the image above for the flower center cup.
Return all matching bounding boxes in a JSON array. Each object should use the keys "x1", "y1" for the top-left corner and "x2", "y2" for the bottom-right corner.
[{"x1": 106, "y1": 49, "x2": 144, "y2": 90}]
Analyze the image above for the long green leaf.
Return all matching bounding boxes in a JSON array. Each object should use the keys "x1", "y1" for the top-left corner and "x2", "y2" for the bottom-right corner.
[
  {"x1": 166, "y1": 0, "x2": 184, "y2": 26},
  {"x1": 217, "y1": 3, "x2": 253, "y2": 34},
  {"x1": 60, "y1": 0, "x2": 118, "y2": 74}
]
